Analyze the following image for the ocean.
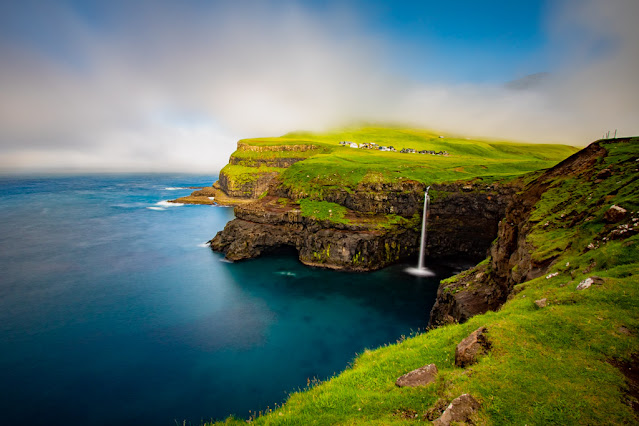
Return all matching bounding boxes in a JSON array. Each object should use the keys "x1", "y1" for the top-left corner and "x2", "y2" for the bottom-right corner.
[{"x1": 0, "y1": 174, "x2": 459, "y2": 425}]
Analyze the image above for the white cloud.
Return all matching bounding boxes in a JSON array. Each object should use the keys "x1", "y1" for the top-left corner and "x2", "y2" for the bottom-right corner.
[{"x1": 0, "y1": 0, "x2": 637, "y2": 173}]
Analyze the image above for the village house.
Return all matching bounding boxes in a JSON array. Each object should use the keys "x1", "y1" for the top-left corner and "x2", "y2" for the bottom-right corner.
[{"x1": 400, "y1": 148, "x2": 416, "y2": 154}]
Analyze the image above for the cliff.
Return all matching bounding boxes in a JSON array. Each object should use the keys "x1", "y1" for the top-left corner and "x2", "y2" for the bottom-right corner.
[
  {"x1": 429, "y1": 138, "x2": 637, "y2": 326},
  {"x1": 209, "y1": 181, "x2": 516, "y2": 271},
  {"x1": 208, "y1": 136, "x2": 639, "y2": 426},
  {"x1": 204, "y1": 128, "x2": 575, "y2": 270}
]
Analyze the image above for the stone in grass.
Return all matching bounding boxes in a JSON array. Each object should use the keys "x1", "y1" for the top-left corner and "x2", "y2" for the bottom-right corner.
[
  {"x1": 576, "y1": 276, "x2": 605, "y2": 291},
  {"x1": 535, "y1": 298, "x2": 547, "y2": 308},
  {"x1": 395, "y1": 363, "x2": 438, "y2": 387},
  {"x1": 604, "y1": 205, "x2": 627, "y2": 223},
  {"x1": 455, "y1": 327, "x2": 491, "y2": 368},
  {"x1": 433, "y1": 393, "x2": 480, "y2": 426}
]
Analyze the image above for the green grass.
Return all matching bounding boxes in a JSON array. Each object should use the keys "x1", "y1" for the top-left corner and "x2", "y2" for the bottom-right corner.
[
  {"x1": 233, "y1": 126, "x2": 578, "y2": 200},
  {"x1": 219, "y1": 164, "x2": 284, "y2": 185},
  {"x1": 208, "y1": 138, "x2": 639, "y2": 425},
  {"x1": 299, "y1": 198, "x2": 349, "y2": 224}
]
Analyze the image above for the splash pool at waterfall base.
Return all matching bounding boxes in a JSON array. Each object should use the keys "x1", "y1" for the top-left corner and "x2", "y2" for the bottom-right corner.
[
  {"x1": 405, "y1": 266, "x2": 437, "y2": 277},
  {"x1": 0, "y1": 175, "x2": 473, "y2": 425}
]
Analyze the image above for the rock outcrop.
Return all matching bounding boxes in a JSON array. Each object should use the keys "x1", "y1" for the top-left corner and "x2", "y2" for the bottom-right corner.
[
  {"x1": 209, "y1": 195, "x2": 420, "y2": 271},
  {"x1": 395, "y1": 364, "x2": 438, "y2": 387},
  {"x1": 433, "y1": 394, "x2": 480, "y2": 426},
  {"x1": 455, "y1": 327, "x2": 491, "y2": 368},
  {"x1": 209, "y1": 182, "x2": 514, "y2": 271}
]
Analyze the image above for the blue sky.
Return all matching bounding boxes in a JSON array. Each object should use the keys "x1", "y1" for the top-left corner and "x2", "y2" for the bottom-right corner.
[
  {"x1": 0, "y1": 0, "x2": 637, "y2": 172},
  {"x1": 2, "y1": 0, "x2": 551, "y2": 83}
]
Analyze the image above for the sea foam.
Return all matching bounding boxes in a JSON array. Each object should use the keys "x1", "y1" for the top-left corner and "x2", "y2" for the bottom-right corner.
[{"x1": 156, "y1": 200, "x2": 183, "y2": 208}]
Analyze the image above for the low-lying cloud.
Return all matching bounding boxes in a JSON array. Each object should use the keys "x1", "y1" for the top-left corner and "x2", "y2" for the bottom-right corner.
[{"x1": 0, "y1": 0, "x2": 637, "y2": 173}]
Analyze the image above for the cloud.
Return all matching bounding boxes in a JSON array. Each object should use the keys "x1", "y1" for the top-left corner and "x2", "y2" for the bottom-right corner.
[{"x1": 0, "y1": 0, "x2": 637, "y2": 173}]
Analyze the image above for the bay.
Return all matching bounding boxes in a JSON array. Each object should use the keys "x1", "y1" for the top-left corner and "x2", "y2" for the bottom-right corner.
[{"x1": 0, "y1": 174, "x2": 459, "y2": 425}]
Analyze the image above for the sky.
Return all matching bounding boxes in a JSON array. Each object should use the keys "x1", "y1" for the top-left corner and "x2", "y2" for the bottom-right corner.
[{"x1": 0, "y1": 0, "x2": 637, "y2": 173}]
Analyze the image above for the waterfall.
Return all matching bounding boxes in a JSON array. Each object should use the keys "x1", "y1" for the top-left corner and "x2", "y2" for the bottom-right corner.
[
  {"x1": 417, "y1": 186, "x2": 430, "y2": 270},
  {"x1": 405, "y1": 186, "x2": 435, "y2": 277}
]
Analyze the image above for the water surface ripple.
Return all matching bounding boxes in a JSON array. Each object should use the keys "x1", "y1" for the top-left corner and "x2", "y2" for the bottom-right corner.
[{"x1": 0, "y1": 175, "x2": 457, "y2": 425}]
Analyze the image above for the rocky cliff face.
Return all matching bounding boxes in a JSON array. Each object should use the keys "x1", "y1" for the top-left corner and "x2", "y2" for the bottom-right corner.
[
  {"x1": 429, "y1": 141, "x2": 610, "y2": 326},
  {"x1": 217, "y1": 170, "x2": 280, "y2": 199},
  {"x1": 209, "y1": 180, "x2": 514, "y2": 271},
  {"x1": 209, "y1": 195, "x2": 420, "y2": 271}
]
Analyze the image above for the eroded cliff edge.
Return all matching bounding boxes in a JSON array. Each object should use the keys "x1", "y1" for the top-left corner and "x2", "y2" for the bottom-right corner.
[
  {"x1": 208, "y1": 177, "x2": 516, "y2": 271},
  {"x1": 429, "y1": 139, "x2": 637, "y2": 326}
]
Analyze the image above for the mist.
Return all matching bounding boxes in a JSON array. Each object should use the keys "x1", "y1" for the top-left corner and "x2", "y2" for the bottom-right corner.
[{"x1": 0, "y1": 0, "x2": 637, "y2": 173}]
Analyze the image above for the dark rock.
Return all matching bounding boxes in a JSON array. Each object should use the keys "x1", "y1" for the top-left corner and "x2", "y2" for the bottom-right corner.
[
  {"x1": 395, "y1": 364, "x2": 438, "y2": 387},
  {"x1": 596, "y1": 168, "x2": 612, "y2": 179},
  {"x1": 618, "y1": 326, "x2": 632, "y2": 336},
  {"x1": 429, "y1": 264, "x2": 508, "y2": 327},
  {"x1": 210, "y1": 181, "x2": 515, "y2": 271},
  {"x1": 424, "y1": 398, "x2": 450, "y2": 421},
  {"x1": 433, "y1": 394, "x2": 480, "y2": 426},
  {"x1": 209, "y1": 199, "x2": 420, "y2": 271},
  {"x1": 608, "y1": 223, "x2": 637, "y2": 240},
  {"x1": 604, "y1": 205, "x2": 627, "y2": 223},
  {"x1": 535, "y1": 298, "x2": 547, "y2": 308},
  {"x1": 455, "y1": 327, "x2": 491, "y2": 368}
]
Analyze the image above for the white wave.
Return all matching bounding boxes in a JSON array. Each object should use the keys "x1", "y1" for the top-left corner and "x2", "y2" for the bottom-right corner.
[
  {"x1": 276, "y1": 271, "x2": 297, "y2": 277},
  {"x1": 198, "y1": 242, "x2": 211, "y2": 248},
  {"x1": 156, "y1": 200, "x2": 184, "y2": 207},
  {"x1": 219, "y1": 258, "x2": 233, "y2": 263},
  {"x1": 164, "y1": 187, "x2": 188, "y2": 190},
  {"x1": 147, "y1": 206, "x2": 166, "y2": 211}
]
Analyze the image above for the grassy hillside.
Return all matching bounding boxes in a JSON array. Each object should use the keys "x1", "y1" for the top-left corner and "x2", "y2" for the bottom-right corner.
[
  {"x1": 224, "y1": 126, "x2": 578, "y2": 200},
  {"x1": 209, "y1": 138, "x2": 638, "y2": 425}
]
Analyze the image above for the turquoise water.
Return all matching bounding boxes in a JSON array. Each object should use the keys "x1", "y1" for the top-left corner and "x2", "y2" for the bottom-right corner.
[{"x1": 0, "y1": 175, "x2": 461, "y2": 425}]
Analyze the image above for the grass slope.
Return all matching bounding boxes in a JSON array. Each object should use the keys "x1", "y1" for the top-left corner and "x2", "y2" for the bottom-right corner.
[
  {"x1": 232, "y1": 126, "x2": 578, "y2": 200},
  {"x1": 209, "y1": 138, "x2": 639, "y2": 425}
]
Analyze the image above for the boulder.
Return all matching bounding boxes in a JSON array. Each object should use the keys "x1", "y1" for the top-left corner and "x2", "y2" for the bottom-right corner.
[
  {"x1": 576, "y1": 276, "x2": 605, "y2": 290},
  {"x1": 576, "y1": 277, "x2": 593, "y2": 290},
  {"x1": 455, "y1": 327, "x2": 491, "y2": 368},
  {"x1": 395, "y1": 363, "x2": 438, "y2": 387},
  {"x1": 535, "y1": 298, "x2": 547, "y2": 308},
  {"x1": 433, "y1": 394, "x2": 480, "y2": 426},
  {"x1": 424, "y1": 399, "x2": 450, "y2": 421},
  {"x1": 596, "y1": 168, "x2": 612, "y2": 179},
  {"x1": 604, "y1": 205, "x2": 627, "y2": 223}
]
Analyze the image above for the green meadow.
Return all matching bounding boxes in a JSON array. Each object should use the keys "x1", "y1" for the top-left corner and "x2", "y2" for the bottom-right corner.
[{"x1": 223, "y1": 126, "x2": 578, "y2": 200}]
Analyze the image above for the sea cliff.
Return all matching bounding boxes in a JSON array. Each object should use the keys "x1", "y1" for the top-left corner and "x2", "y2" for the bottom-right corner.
[{"x1": 201, "y1": 130, "x2": 638, "y2": 425}]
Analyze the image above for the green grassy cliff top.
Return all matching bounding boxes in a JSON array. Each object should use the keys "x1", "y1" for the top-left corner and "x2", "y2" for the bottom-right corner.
[{"x1": 228, "y1": 126, "x2": 579, "y2": 200}]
